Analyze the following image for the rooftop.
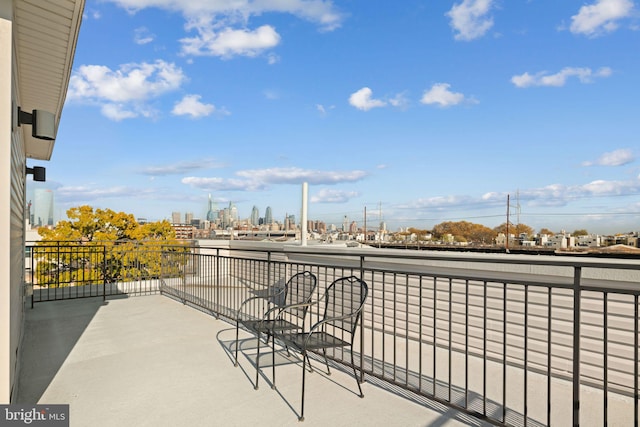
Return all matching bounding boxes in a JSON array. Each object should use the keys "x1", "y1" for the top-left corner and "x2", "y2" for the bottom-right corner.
[{"x1": 15, "y1": 294, "x2": 489, "y2": 427}]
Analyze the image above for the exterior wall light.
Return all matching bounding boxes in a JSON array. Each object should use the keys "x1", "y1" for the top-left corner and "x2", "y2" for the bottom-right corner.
[
  {"x1": 26, "y1": 166, "x2": 46, "y2": 182},
  {"x1": 17, "y1": 107, "x2": 56, "y2": 141}
]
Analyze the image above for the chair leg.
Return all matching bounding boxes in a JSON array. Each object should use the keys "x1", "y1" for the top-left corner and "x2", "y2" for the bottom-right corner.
[
  {"x1": 299, "y1": 350, "x2": 307, "y2": 422},
  {"x1": 322, "y1": 348, "x2": 331, "y2": 375},
  {"x1": 350, "y1": 350, "x2": 364, "y2": 398},
  {"x1": 305, "y1": 354, "x2": 314, "y2": 373}
]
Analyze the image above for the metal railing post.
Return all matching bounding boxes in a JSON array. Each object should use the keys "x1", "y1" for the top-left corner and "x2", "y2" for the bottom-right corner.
[
  {"x1": 182, "y1": 251, "x2": 187, "y2": 304},
  {"x1": 635, "y1": 295, "x2": 639, "y2": 427},
  {"x1": 572, "y1": 266, "x2": 582, "y2": 427},
  {"x1": 102, "y1": 245, "x2": 107, "y2": 301},
  {"x1": 56, "y1": 241, "x2": 60, "y2": 289},
  {"x1": 267, "y1": 251, "x2": 272, "y2": 287},
  {"x1": 30, "y1": 246, "x2": 34, "y2": 308},
  {"x1": 215, "y1": 248, "x2": 220, "y2": 318},
  {"x1": 359, "y1": 254, "x2": 365, "y2": 383}
]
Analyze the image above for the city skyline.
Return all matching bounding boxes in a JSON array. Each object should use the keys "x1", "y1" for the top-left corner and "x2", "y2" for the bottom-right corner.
[
  {"x1": 26, "y1": 1, "x2": 640, "y2": 234},
  {"x1": 27, "y1": 186, "x2": 638, "y2": 237}
]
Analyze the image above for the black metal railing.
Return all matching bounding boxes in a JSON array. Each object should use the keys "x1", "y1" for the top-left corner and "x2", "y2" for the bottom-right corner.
[
  {"x1": 26, "y1": 241, "x2": 640, "y2": 426},
  {"x1": 25, "y1": 241, "x2": 192, "y2": 304}
]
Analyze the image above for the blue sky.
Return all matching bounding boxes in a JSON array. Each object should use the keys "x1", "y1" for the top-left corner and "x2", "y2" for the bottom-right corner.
[{"x1": 28, "y1": 0, "x2": 640, "y2": 234}]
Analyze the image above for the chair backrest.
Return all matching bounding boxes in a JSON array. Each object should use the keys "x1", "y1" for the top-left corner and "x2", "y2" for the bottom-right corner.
[
  {"x1": 267, "y1": 277, "x2": 288, "y2": 307},
  {"x1": 283, "y1": 271, "x2": 318, "y2": 319},
  {"x1": 321, "y1": 276, "x2": 368, "y2": 336}
]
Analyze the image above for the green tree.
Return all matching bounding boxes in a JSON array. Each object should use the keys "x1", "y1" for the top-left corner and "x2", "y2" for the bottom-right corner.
[
  {"x1": 36, "y1": 205, "x2": 182, "y2": 287},
  {"x1": 572, "y1": 229, "x2": 589, "y2": 236}
]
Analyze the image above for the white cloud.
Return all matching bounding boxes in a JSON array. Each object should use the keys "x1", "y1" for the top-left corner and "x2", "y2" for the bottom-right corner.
[
  {"x1": 511, "y1": 67, "x2": 612, "y2": 88},
  {"x1": 172, "y1": 94, "x2": 228, "y2": 118},
  {"x1": 106, "y1": 0, "x2": 343, "y2": 60},
  {"x1": 68, "y1": 60, "x2": 186, "y2": 120},
  {"x1": 180, "y1": 25, "x2": 281, "y2": 58},
  {"x1": 316, "y1": 104, "x2": 335, "y2": 116},
  {"x1": 236, "y1": 167, "x2": 367, "y2": 185},
  {"x1": 181, "y1": 167, "x2": 367, "y2": 192},
  {"x1": 267, "y1": 53, "x2": 280, "y2": 64},
  {"x1": 446, "y1": 0, "x2": 495, "y2": 41},
  {"x1": 100, "y1": 104, "x2": 140, "y2": 121},
  {"x1": 409, "y1": 195, "x2": 477, "y2": 209},
  {"x1": 56, "y1": 185, "x2": 158, "y2": 203},
  {"x1": 400, "y1": 174, "x2": 640, "y2": 218},
  {"x1": 349, "y1": 87, "x2": 387, "y2": 111},
  {"x1": 141, "y1": 159, "x2": 225, "y2": 176},
  {"x1": 389, "y1": 92, "x2": 409, "y2": 109},
  {"x1": 582, "y1": 149, "x2": 636, "y2": 166},
  {"x1": 311, "y1": 189, "x2": 360, "y2": 203},
  {"x1": 420, "y1": 83, "x2": 471, "y2": 107},
  {"x1": 134, "y1": 27, "x2": 154, "y2": 44},
  {"x1": 492, "y1": 178, "x2": 640, "y2": 207},
  {"x1": 106, "y1": 0, "x2": 343, "y2": 31},
  {"x1": 569, "y1": 0, "x2": 634, "y2": 37},
  {"x1": 181, "y1": 177, "x2": 266, "y2": 191}
]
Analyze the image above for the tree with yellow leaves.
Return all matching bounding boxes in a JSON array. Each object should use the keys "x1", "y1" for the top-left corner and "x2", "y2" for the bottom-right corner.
[{"x1": 35, "y1": 205, "x2": 184, "y2": 287}]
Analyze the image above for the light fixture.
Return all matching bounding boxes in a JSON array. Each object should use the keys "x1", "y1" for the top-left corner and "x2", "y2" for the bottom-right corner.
[
  {"x1": 17, "y1": 107, "x2": 56, "y2": 140},
  {"x1": 26, "y1": 166, "x2": 46, "y2": 182}
]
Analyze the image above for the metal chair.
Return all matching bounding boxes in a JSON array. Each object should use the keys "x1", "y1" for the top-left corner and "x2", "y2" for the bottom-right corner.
[
  {"x1": 272, "y1": 275, "x2": 368, "y2": 421},
  {"x1": 234, "y1": 271, "x2": 317, "y2": 389}
]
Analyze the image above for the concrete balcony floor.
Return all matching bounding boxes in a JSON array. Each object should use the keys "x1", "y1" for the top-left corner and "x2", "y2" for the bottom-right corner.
[{"x1": 15, "y1": 295, "x2": 489, "y2": 427}]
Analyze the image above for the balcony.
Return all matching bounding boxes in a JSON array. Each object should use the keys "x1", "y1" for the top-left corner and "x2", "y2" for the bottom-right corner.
[{"x1": 17, "y1": 241, "x2": 640, "y2": 426}]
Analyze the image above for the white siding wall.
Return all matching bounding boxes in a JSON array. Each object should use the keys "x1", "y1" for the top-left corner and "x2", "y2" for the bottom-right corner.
[
  {"x1": 1, "y1": 0, "x2": 27, "y2": 403},
  {"x1": 0, "y1": 3, "x2": 13, "y2": 404}
]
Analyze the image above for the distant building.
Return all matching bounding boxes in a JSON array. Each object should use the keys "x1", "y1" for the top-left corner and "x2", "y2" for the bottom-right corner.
[
  {"x1": 544, "y1": 233, "x2": 575, "y2": 249},
  {"x1": 284, "y1": 214, "x2": 296, "y2": 231},
  {"x1": 349, "y1": 221, "x2": 358, "y2": 235},
  {"x1": 206, "y1": 194, "x2": 217, "y2": 222},
  {"x1": 229, "y1": 202, "x2": 238, "y2": 223},
  {"x1": 265, "y1": 207, "x2": 273, "y2": 225},
  {"x1": 171, "y1": 224, "x2": 195, "y2": 240},
  {"x1": 576, "y1": 234, "x2": 601, "y2": 247},
  {"x1": 495, "y1": 233, "x2": 517, "y2": 247},
  {"x1": 32, "y1": 189, "x2": 54, "y2": 227},
  {"x1": 171, "y1": 211, "x2": 181, "y2": 224},
  {"x1": 251, "y1": 206, "x2": 259, "y2": 226}
]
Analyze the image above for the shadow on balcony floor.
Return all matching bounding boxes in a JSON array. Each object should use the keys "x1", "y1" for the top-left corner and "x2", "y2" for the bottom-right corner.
[{"x1": 15, "y1": 295, "x2": 493, "y2": 426}]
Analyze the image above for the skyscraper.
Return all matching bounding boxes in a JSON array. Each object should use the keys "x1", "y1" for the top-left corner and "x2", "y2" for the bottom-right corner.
[
  {"x1": 265, "y1": 206, "x2": 273, "y2": 225},
  {"x1": 171, "y1": 212, "x2": 181, "y2": 224},
  {"x1": 250, "y1": 206, "x2": 259, "y2": 226},
  {"x1": 32, "y1": 189, "x2": 54, "y2": 227},
  {"x1": 206, "y1": 194, "x2": 217, "y2": 222},
  {"x1": 229, "y1": 202, "x2": 238, "y2": 222}
]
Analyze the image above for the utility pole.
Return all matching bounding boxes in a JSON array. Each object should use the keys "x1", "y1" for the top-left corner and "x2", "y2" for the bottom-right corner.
[
  {"x1": 364, "y1": 205, "x2": 367, "y2": 244},
  {"x1": 506, "y1": 194, "x2": 510, "y2": 252},
  {"x1": 516, "y1": 189, "x2": 521, "y2": 230}
]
